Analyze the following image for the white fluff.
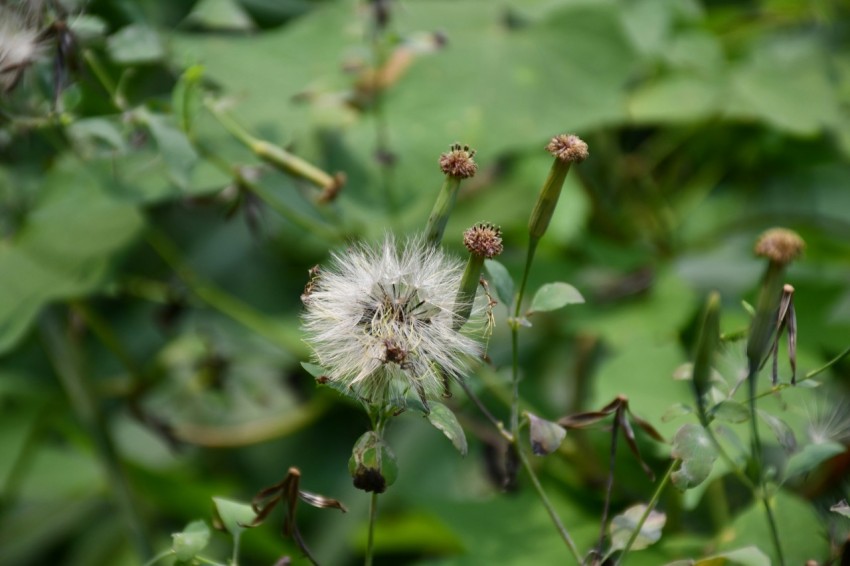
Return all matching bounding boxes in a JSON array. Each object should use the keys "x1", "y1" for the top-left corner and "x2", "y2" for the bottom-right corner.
[{"x1": 302, "y1": 236, "x2": 481, "y2": 407}]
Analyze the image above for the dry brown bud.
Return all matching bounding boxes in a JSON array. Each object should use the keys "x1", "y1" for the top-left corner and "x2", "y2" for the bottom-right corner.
[
  {"x1": 754, "y1": 228, "x2": 805, "y2": 265},
  {"x1": 463, "y1": 222, "x2": 503, "y2": 259},
  {"x1": 439, "y1": 143, "x2": 477, "y2": 179},
  {"x1": 545, "y1": 134, "x2": 589, "y2": 163}
]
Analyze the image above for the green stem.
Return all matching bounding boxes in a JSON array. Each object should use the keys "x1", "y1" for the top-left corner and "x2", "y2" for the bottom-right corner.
[
  {"x1": 516, "y1": 447, "x2": 582, "y2": 563},
  {"x1": 747, "y1": 360, "x2": 785, "y2": 566},
  {"x1": 40, "y1": 311, "x2": 152, "y2": 560},
  {"x1": 365, "y1": 491, "x2": 379, "y2": 566},
  {"x1": 141, "y1": 550, "x2": 173, "y2": 566},
  {"x1": 747, "y1": 345, "x2": 850, "y2": 403},
  {"x1": 145, "y1": 229, "x2": 307, "y2": 357},
  {"x1": 83, "y1": 49, "x2": 125, "y2": 110},
  {"x1": 425, "y1": 176, "x2": 461, "y2": 246},
  {"x1": 231, "y1": 532, "x2": 241, "y2": 566},
  {"x1": 617, "y1": 460, "x2": 676, "y2": 565},
  {"x1": 204, "y1": 100, "x2": 339, "y2": 191}
]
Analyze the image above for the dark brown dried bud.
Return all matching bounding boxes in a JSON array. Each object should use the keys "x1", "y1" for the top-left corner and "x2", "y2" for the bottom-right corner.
[
  {"x1": 545, "y1": 134, "x2": 589, "y2": 163},
  {"x1": 754, "y1": 228, "x2": 805, "y2": 265},
  {"x1": 463, "y1": 222, "x2": 503, "y2": 259},
  {"x1": 439, "y1": 142, "x2": 477, "y2": 178}
]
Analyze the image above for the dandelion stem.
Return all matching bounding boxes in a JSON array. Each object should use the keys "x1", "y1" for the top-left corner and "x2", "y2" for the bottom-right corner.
[
  {"x1": 617, "y1": 460, "x2": 676, "y2": 565},
  {"x1": 516, "y1": 446, "x2": 582, "y2": 563},
  {"x1": 365, "y1": 491, "x2": 379, "y2": 566}
]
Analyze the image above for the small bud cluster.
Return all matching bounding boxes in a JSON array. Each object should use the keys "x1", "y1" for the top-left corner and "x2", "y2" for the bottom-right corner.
[
  {"x1": 439, "y1": 143, "x2": 478, "y2": 179},
  {"x1": 754, "y1": 228, "x2": 805, "y2": 265},
  {"x1": 545, "y1": 134, "x2": 589, "y2": 163},
  {"x1": 463, "y1": 222, "x2": 503, "y2": 259}
]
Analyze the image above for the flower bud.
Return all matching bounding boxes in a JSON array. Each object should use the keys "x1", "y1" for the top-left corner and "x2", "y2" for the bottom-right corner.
[
  {"x1": 348, "y1": 431, "x2": 398, "y2": 493},
  {"x1": 529, "y1": 134, "x2": 588, "y2": 241},
  {"x1": 426, "y1": 143, "x2": 478, "y2": 245}
]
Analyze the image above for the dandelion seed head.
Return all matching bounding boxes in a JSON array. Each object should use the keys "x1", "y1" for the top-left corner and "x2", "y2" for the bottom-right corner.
[
  {"x1": 805, "y1": 394, "x2": 850, "y2": 446},
  {"x1": 302, "y1": 236, "x2": 482, "y2": 406},
  {"x1": 0, "y1": 7, "x2": 44, "y2": 91}
]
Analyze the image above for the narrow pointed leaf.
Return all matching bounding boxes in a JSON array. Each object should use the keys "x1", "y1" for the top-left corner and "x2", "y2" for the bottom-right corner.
[
  {"x1": 619, "y1": 410, "x2": 654, "y2": 479},
  {"x1": 692, "y1": 292, "x2": 720, "y2": 425},
  {"x1": 426, "y1": 402, "x2": 468, "y2": 456},
  {"x1": 783, "y1": 441, "x2": 844, "y2": 481},
  {"x1": 757, "y1": 410, "x2": 797, "y2": 454},
  {"x1": 526, "y1": 412, "x2": 567, "y2": 456},
  {"x1": 710, "y1": 400, "x2": 750, "y2": 424},
  {"x1": 484, "y1": 259, "x2": 514, "y2": 306}
]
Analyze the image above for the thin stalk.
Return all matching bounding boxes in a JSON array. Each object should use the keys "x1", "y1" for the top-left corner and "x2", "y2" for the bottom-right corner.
[
  {"x1": 365, "y1": 491, "x2": 379, "y2": 566},
  {"x1": 748, "y1": 345, "x2": 850, "y2": 403},
  {"x1": 457, "y1": 378, "x2": 513, "y2": 442},
  {"x1": 617, "y1": 460, "x2": 676, "y2": 565},
  {"x1": 82, "y1": 49, "x2": 125, "y2": 110},
  {"x1": 40, "y1": 311, "x2": 152, "y2": 560},
  {"x1": 141, "y1": 550, "x2": 173, "y2": 566},
  {"x1": 232, "y1": 533, "x2": 241, "y2": 566},
  {"x1": 747, "y1": 360, "x2": 785, "y2": 566},
  {"x1": 509, "y1": 237, "x2": 538, "y2": 436},
  {"x1": 145, "y1": 229, "x2": 307, "y2": 357},
  {"x1": 516, "y1": 446, "x2": 583, "y2": 563},
  {"x1": 597, "y1": 410, "x2": 621, "y2": 555}
]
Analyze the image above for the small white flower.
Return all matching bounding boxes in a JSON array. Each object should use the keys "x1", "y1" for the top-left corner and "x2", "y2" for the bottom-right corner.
[{"x1": 302, "y1": 235, "x2": 482, "y2": 407}]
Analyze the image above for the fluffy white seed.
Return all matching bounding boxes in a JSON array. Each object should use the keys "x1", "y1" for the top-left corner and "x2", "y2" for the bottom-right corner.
[{"x1": 302, "y1": 236, "x2": 482, "y2": 407}]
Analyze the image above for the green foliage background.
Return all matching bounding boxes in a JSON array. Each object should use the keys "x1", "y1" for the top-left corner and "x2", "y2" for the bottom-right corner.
[{"x1": 2, "y1": 0, "x2": 850, "y2": 564}]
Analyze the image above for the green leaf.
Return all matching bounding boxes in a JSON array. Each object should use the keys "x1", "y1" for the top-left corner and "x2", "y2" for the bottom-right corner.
[
  {"x1": 691, "y1": 546, "x2": 771, "y2": 566},
  {"x1": 670, "y1": 424, "x2": 718, "y2": 490},
  {"x1": 525, "y1": 412, "x2": 566, "y2": 456},
  {"x1": 172, "y1": 520, "x2": 210, "y2": 561},
  {"x1": 107, "y1": 24, "x2": 165, "y2": 64},
  {"x1": 484, "y1": 259, "x2": 514, "y2": 307},
  {"x1": 783, "y1": 441, "x2": 844, "y2": 481},
  {"x1": 211, "y1": 498, "x2": 256, "y2": 536},
  {"x1": 426, "y1": 402, "x2": 467, "y2": 456},
  {"x1": 528, "y1": 282, "x2": 584, "y2": 315},
  {"x1": 0, "y1": 159, "x2": 144, "y2": 354},
  {"x1": 142, "y1": 111, "x2": 199, "y2": 189},
  {"x1": 757, "y1": 410, "x2": 797, "y2": 454},
  {"x1": 173, "y1": 65, "x2": 205, "y2": 135},
  {"x1": 609, "y1": 504, "x2": 666, "y2": 552},
  {"x1": 710, "y1": 401, "x2": 750, "y2": 424},
  {"x1": 183, "y1": 0, "x2": 255, "y2": 31}
]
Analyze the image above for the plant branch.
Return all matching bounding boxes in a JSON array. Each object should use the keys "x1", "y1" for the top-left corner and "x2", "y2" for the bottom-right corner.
[{"x1": 616, "y1": 460, "x2": 676, "y2": 565}]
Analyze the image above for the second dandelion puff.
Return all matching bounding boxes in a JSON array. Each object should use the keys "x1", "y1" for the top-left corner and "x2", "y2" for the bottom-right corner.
[{"x1": 302, "y1": 236, "x2": 483, "y2": 408}]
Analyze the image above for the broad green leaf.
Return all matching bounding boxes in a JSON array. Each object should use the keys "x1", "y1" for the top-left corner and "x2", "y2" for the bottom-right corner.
[
  {"x1": 609, "y1": 504, "x2": 666, "y2": 551},
  {"x1": 0, "y1": 159, "x2": 144, "y2": 354},
  {"x1": 426, "y1": 402, "x2": 467, "y2": 456},
  {"x1": 629, "y1": 75, "x2": 722, "y2": 123},
  {"x1": 484, "y1": 259, "x2": 514, "y2": 307},
  {"x1": 107, "y1": 24, "x2": 165, "y2": 64},
  {"x1": 525, "y1": 412, "x2": 566, "y2": 456},
  {"x1": 528, "y1": 282, "x2": 584, "y2": 315},
  {"x1": 671, "y1": 424, "x2": 718, "y2": 490},
  {"x1": 710, "y1": 401, "x2": 750, "y2": 424},
  {"x1": 212, "y1": 498, "x2": 256, "y2": 536},
  {"x1": 172, "y1": 520, "x2": 210, "y2": 562},
  {"x1": 783, "y1": 441, "x2": 844, "y2": 481}
]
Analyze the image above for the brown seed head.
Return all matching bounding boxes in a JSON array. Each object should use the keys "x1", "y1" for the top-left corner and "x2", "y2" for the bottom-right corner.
[
  {"x1": 545, "y1": 134, "x2": 589, "y2": 163},
  {"x1": 754, "y1": 228, "x2": 805, "y2": 265},
  {"x1": 439, "y1": 143, "x2": 477, "y2": 179},
  {"x1": 463, "y1": 222, "x2": 503, "y2": 259}
]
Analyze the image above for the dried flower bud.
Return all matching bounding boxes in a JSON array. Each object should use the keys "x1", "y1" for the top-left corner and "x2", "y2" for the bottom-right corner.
[
  {"x1": 439, "y1": 143, "x2": 477, "y2": 179},
  {"x1": 463, "y1": 222, "x2": 503, "y2": 259},
  {"x1": 754, "y1": 228, "x2": 805, "y2": 265},
  {"x1": 545, "y1": 134, "x2": 589, "y2": 163}
]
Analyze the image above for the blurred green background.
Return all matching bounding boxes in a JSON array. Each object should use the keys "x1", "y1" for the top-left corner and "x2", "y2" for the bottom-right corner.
[{"x1": 2, "y1": 0, "x2": 850, "y2": 564}]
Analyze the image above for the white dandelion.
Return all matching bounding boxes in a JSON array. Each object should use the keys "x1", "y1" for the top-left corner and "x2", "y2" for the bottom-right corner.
[
  {"x1": 0, "y1": 5, "x2": 44, "y2": 92},
  {"x1": 302, "y1": 235, "x2": 482, "y2": 407}
]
